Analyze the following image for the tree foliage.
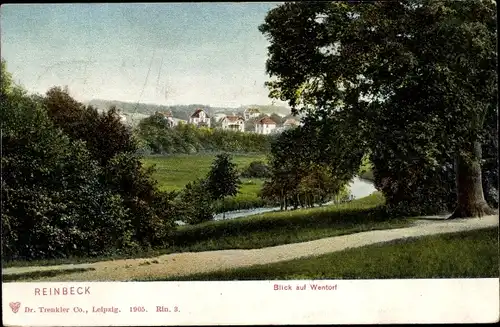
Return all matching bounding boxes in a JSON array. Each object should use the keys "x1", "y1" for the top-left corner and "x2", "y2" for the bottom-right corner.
[
  {"x1": 261, "y1": 124, "x2": 352, "y2": 210},
  {"x1": 178, "y1": 178, "x2": 215, "y2": 225},
  {"x1": 259, "y1": 1, "x2": 498, "y2": 217},
  {"x1": 136, "y1": 115, "x2": 272, "y2": 154},
  {"x1": 206, "y1": 153, "x2": 242, "y2": 218},
  {"x1": 43, "y1": 87, "x2": 138, "y2": 166}
]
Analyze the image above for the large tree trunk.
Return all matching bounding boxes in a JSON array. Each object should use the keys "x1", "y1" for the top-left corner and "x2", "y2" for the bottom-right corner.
[{"x1": 449, "y1": 141, "x2": 497, "y2": 219}]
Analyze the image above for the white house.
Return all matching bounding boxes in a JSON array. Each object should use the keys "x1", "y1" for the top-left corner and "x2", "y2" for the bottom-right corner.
[
  {"x1": 244, "y1": 108, "x2": 261, "y2": 120},
  {"x1": 221, "y1": 115, "x2": 245, "y2": 132},
  {"x1": 189, "y1": 109, "x2": 211, "y2": 128},
  {"x1": 283, "y1": 118, "x2": 299, "y2": 129},
  {"x1": 255, "y1": 116, "x2": 277, "y2": 135}
]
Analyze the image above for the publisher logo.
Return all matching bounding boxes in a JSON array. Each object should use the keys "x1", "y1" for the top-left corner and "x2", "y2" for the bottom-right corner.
[{"x1": 9, "y1": 302, "x2": 21, "y2": 313}]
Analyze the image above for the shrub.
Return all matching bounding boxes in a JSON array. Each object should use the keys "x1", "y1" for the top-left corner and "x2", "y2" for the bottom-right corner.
[
  {"x1": 178, "y1": 178, "x2": 215, "y2": 225},
  {"x1": 241, "y1": 161, "x2": 271, "y2": 178}
]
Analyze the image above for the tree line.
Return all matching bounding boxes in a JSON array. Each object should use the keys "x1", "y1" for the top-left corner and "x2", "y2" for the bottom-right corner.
[
  {"x1": 259, "y1": 124, "x2": 351, "y2": 210},
  {"x1": 135, "y1": 114, "x2": 273, "y2": 155}
]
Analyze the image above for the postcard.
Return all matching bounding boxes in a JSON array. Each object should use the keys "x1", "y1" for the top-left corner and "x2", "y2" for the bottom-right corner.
[{"x1": 1, "y1": 2, "x2": 499, "y2": 326}]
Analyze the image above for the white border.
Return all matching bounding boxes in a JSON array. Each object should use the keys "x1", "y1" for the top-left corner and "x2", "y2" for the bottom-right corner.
[{"x1": 2, "y1": 279, "x2": 499, "y2": 325}]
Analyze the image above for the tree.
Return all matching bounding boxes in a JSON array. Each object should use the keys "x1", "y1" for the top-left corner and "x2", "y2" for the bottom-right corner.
[
  {"x1": 205, "y1": 153, "x2": 241, "y2": 219},
  {"x1": 1, "y1": 68, "x2": 132, "y2": 259},
  {"x1": 43, "y1": 87, "x2": 138, "y2": 166},
  {"x1": 259, "y1": 1, "x2": 497, "y2": 218},
  {"x1": 178, "y1": 178, "x2": 215, "y2": 224}
]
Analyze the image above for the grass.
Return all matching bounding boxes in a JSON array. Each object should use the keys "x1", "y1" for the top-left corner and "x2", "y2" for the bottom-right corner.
[
  {"x1": 142, "y1": 153, "x2": 266, "y2": 192},
  {"x1": 142, "y1": 153, "x2": 270, "y2": 212},
  {"x1": 141, "y1": 227, "x2": 499, "y2": 281},
  {"x1": 3, "y1": 268, "x2": 96, "y2": 282},
  {"x1": 3, "y1": 193, "x2": 408, "y2": 268},
  {"x1": 167, "y1": 192, "x2": 410, "y2": 252}
]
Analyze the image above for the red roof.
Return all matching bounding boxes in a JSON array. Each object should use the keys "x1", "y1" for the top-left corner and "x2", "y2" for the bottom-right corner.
[
  {"x1": 191, "y1": 109, "x2": 209, "y2": 118},
  {"x1": 258, "y1": 117, "x2": 276, "y2": 125}
]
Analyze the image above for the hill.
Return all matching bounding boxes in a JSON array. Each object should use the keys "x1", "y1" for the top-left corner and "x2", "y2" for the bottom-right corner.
[
  {"x1": 85, "y1": 99, "x2": 292, "y2": 121},
  {"x1": 239, "y1": 104, "x2": 291, "y2": 117}
]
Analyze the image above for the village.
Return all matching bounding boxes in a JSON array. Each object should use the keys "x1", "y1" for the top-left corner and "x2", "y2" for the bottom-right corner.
[{"x1": 148, "y1": 107, "x2": 301, "y2": 134}]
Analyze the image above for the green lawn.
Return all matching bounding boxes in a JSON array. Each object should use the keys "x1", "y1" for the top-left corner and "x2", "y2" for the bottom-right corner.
[
  {"x1": 141, "y1": 227, "x2": 499, "y2": 281},
  {"x1": 142, "y1": 153, "x2": 268, "y2": 212},
  {"x1": 142, "y1": 153, "x2": 267, "y2": 191}
]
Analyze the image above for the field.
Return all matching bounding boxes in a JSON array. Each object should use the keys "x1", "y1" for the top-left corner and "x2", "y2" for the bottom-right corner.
[{"x1": 142, "y1": 153, "x2": 268, "y2": 212}]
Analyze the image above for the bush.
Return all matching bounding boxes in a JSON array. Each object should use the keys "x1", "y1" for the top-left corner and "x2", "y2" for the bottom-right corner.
[
  {"x1": 213, "y1": 197, "x2": 270, "y2": 214},
  {"x1": 372, "y1": 151, "x2": 456, "y2": 217},
  {"x1": 240, "y1": 161, "x2": 271, "y2": 178}
]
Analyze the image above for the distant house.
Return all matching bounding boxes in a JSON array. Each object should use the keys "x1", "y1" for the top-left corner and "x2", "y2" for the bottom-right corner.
[
  {"x1": 189, "y1": 109, "x2": 211, "y2": 128},
  {"x1": 221, "y1": 115, "x2": 245, "y2": 132},
  {"x1": 283, "y1": 118, "x2": 299, "y2": 128},
  {"x1": 244, "y1": 108, "x2": 261, "y2": 120},
  {"x1": 255, "y1": 116, "x2": 277, "y2": 135}
]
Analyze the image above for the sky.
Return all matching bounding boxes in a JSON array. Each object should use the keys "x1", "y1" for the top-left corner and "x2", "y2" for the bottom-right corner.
[{"x1": 1, "y1": 3, "x2": 286, "y2": 108}]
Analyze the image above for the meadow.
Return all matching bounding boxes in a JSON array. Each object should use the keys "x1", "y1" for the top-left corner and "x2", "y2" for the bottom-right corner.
[{"x1": 142, "y1": 153, "x2": 269, "y2": 212}]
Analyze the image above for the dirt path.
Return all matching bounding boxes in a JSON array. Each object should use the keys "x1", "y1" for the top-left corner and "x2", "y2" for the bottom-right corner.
[{"x1": 3, "y1": 215, "x2": 498, "y2": 281}]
